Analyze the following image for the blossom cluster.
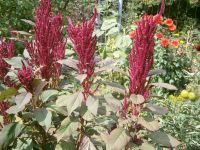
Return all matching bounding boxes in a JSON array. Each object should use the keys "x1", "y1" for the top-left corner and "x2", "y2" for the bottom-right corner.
[
  {"x1": 0, "y1": 101, "x2": 10, "y2": 125},
  {"x1": 0, "y1": 39, "x2": 15, "y2": 87},
  {"x1": 67, "y1": 8, "x2": 97, "y2": 99},
  {"x1": 26, "y1": 0, "x2": 65, "y2": 83}
]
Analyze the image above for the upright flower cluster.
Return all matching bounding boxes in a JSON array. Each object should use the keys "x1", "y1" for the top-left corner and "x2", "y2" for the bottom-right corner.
[
  {"x1": 26, "y1": 0, "x2": 65, "y2": 83},
  {"x1": 127, "y1": 0, "x2": 165, "y2": 116},
  {"x1": 17, "y1": 63, "x2": 34, "y2": 92},
  {"x1": 129, "y1": 15, "x2": 157, "y2": 99},
  {"x1": 0, "y1": 39, "x2": 15, "y2": 87},
  {"x1": 67, "y1": 7, "x2": 97, "y2": 99}
]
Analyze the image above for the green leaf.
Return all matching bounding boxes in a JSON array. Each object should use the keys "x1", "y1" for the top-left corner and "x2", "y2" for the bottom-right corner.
[
  {"x1": 138, "y1": 117, "x2": 160, "y2": 132},
  {"x1": 101, "y1": 18, "x2": 117, "y2": 30},
  {"x1": 55, "y1": 140, "x2": 76, "y2": 150},
  {"x1": 58, "y1": 58, "x2": 78, "y2": 70},
  {"x1": 145, "y1": 103, "x2": 168, "y2": 115},
  {"x1": 86, "y1": 96, "x2": 99, "y2": 116},
  {"x1": 55, "y1": 117, "x2": 80, "y2": 142},
  {"x1": 75, "y1": 74, "x2": 87, "y2": 83},
  {"x1": 11, "y1": 30, "x2": 32, "y2": 36},
  {"x1": 115, "y1": 35, "x2": 132, "y2": 49},
  {"x1": 139, "y1": 141, "x2": 156, "y2": 150},
  {"x1": 0, "y1": 87, "x2": 17, "y2": 102},
  {"x1": 104, "y1": 94, "x2": 121, "y2": 112},
  {"x1": 99, "y1": 81, "x2": 126, "y2": 94},
  {"x1": 0, "y1": 123, "x2": 24, "y2": 149},
  {"x1": 150, "y1": 83, "x2": 178, "y2": 90},
  {"x1": 34, "y1": 108, "x2": 52, "y2": 130},
  {"x1": 56, "y1": 91, "x2": 84, "y2": 115},
  {"x1": 4, "y1": 57, "x2": 23, "y2": 68},
  {"x1": 103, "y1": 127, "x2": 130, "y2": 150},
  {"x1": 6, "y1": 92, "x2": 32, "y2": 114},
  {"x1": 130, "y1": 94, "x2": 145, "y2": 105},
  {"x1": 106, "y1": 27, "x2": 119, "y2": 35},
  {"x1": 12, "y1": 138, "x2": 33, "y2": 150},
  {"x1": 40, "y1": 89, "x2": 59, "y2": 102},
  {"x1": 150, "y1": 131, "x2": 181, "y2": 148},
  {"x1": 79, "y1": 136, "x2": 97, "y2": 150}
]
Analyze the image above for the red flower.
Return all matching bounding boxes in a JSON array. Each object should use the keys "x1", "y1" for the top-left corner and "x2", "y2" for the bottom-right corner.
[
  {"x1": 17, "y1": 63, "x2": 34, "y2": 92},
  {"x1": 129, "y1": 31, "x2": 136, "y2": 39},
  {"x1": 156, "y1": 33, "x2": 163, "y2": 39},
  {"x1": 0, "y1": 39, "x2": 15, "y2": 87},
  {"x1": 161, "y1": 38, "x2": 169, "y2": 47},
  {"x1": 67, "y1": 7, "x2": 97, "y2": 99},
  {"x1": 26, "y1": 0, "x2": 65, "y2": 83},
  {"x1": 195, "y1": 44, "x2": 200, "y2": 51},
  {"x1": 168, "y1": 24, "x2": 176, "y2": 31},
  {"x1": 129, "y1": 14, "x2": 157, "y2": 99},
  {"x1": 164, "y1": 18, "x2": 173, "y2": 26},
  {"x1": 170, "y1": 39, "x2": 179, "y2": 48}
]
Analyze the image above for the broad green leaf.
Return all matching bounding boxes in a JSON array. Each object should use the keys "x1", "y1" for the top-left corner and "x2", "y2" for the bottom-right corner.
[
  {"x1": 99, "y1": 81, "x2": 126, "y2": 94},
  {"x1": 0, "y1": 87, "x2": 17, "y2": 102},
  {"x1": 101, "y1": 19, "x2": 117, "y2": 30},
  {"x1": 0, "y1": 123, "x2": 24, "y2": 149},
  {"x1": 138, "y1": 117, "x2": 160, "y2": 132},
  {"x1": 58, "y1": 58, "x2": 78, "y2": 70},
  {"x1": 150, "y1": 131, "x2": 181, "y2": 148},
  {"x1": 56, "y1": 91, "x2": 84, "y2": 115},
  {"x1": 55, "y1": 117, "x2": 80, "y2": 142},
  {"x1": 150, "y1": 83, "x2": 177, "y2": 90},
  {"x1": 106, "y1": 27, "x2": 119, "y2": 35},
  {"x1": 47, "y1": 104, "x2": 68, "y2": 116},
  {"x1": 86, "y1": 96, "x2": 99, "y2": 116},
  {"x1": 34, "y1": 108, "x2": 52, "y2": 130},
  {"x1": 6, "y1": 92, "x2": 32, "y2": 114},
  {"x1": 145, "y1": 103, "x2": 168, "y2": 115},
  {"x1": 55, "y1": 140, "x2": 76, "y2": 150},
  {"x1": 79, "y1": 136, "x2": 97, "y2": 150},
  {"x1": 130, "y1": 94, "x2": 145, "y2": 105},
  {"x1": 40, "y1": 89, "x2": 59, "y2": 102},
  {"x1": 115, "y1": 35, "x2": 132, "y2": 49},
  {"x1": 75, "y1": 74, "x2": 87, "y2": 83},
  {"x1": 12, "y1": 138, "x2": 33, "y2": 150},
  {"x1": 103, "y1": 127, "x2": 130, "y2": 150},
  {"x1": 104, "y1": 94, "x2": 121, "y2": 112},
  {"x1": 4, "y1": 57, "x2": 23, "y2": 68},
  {"x1": 139, "y1": 141, "x2": 156, "y2": 150}
]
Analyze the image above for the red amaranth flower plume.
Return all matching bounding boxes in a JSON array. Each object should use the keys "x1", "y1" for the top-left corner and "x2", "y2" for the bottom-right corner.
[
  {"x1": 17, "y1": 62, "x2": 34, "y2": 92},
  {"x1": 129, "y1": 14, "x2": 157, "y2": 99},
  {"x1": 67, "y1": 8, "x2": 97, "y2": 77},
  {"x1": 67, "y1": 7, "x2": 97, "y2": 99},
  {"x1": 0, "y1": 101, "x2": 10, "y2": 125},
  {"x1": 0, "y1": 39, "x2": 15, "y2": 87},
  {"x1": 26, "y1": 0, "x2": 65, "y2": 83}
]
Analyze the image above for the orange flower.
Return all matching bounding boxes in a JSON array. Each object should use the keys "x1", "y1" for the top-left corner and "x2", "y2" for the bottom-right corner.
[
  {"x1": 161, "y1": 38, "x2": 169, "y2": 47},
  {"x1": 168, "y1": 24, "x2": 176, "y2": 31},
  {"x1": 129, "y1": 31, "x2": 136, "y2": 39},
  {"x1": 164, "y1": 18, "x2": 173, "y2": 26},
  {"x1": 156, "y1": 33, "x2": 163, "y2": 39},
  {"x1": 170, "y1": 40, "x2": 179, "y2": 48},
  {"x1": 153, "y1": 14, "x2": 163, "y2": 24}
]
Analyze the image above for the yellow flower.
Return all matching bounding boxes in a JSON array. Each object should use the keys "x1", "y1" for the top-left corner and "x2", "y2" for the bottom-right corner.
[{"x1": 180, "y1": 40, "x2": 184, "y2": 44}]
